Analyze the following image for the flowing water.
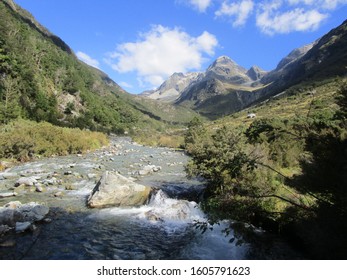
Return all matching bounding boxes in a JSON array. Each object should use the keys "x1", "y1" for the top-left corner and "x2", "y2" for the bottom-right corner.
[{"x1": 0, "y1": 137, "x2": 299, "y2": 260}]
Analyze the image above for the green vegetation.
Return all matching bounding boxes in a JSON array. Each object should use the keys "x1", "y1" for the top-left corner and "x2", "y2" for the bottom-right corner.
[
  {"x1": 133, "y1": 128, "x2": 185, "y2": 148},
  {"x1": 185, "y1": 79, "x2": 347, "y2": 259},
  {"x1": 0, "y1": 119, "x2": 109, "y2": 161},
  {"x1": 0, "y1": 1, "x2": 162, "y2": 134},
  {"x1": 0, "y1": 0, "x2": 202, "y2": 154}
]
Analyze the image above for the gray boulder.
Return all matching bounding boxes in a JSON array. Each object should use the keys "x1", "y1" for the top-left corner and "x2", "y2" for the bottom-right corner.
[
  {"x1": 15, "y1": 202, "x2": 49, "y2": 222},
  {"x1": 0, "y1": 201, "x2": 49, "y2": 228},
  {"x1": 87, "y1": 171, "x2": 152, "y2": 208}
]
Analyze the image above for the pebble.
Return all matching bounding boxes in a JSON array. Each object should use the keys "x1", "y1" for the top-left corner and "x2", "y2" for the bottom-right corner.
[{"x1": 35, "y1": 186, "x2": 44, "y2": 193}]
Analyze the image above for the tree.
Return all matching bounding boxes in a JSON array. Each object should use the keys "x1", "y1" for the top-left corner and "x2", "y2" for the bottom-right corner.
[
  {"x1": 0, "y1": 74, "x2": 21, "y2": 123},
  {"x1": 287, "y1": 81, "x2": 347, "y2": 258}
]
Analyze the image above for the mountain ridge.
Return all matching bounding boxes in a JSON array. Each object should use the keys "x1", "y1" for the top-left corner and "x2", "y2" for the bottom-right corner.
[
  {"x1": 141, "y1": 55, "x2": 267, "y2": 104},
  {"x1": 141, "y1": 20, "x2": 347, "y2": 119}
]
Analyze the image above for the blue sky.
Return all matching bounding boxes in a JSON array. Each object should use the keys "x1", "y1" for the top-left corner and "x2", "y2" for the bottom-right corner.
[{"x1": 15, "y1": 0, "x2": 347, "y2": 93}]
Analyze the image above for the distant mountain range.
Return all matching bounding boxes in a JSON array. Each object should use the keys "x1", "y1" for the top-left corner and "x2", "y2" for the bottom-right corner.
[{"x1": 141, "y1": 19, "x2": 347, "y2": 118}]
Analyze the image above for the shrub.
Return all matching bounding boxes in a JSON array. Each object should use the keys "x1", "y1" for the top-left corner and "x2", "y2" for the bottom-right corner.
[{"x1": 0, "y1": 119, "x2": 109, "y2": 161}]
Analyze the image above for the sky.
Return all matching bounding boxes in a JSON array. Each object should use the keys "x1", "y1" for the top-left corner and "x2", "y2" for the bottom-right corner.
[{"x1": 14, "y1": 0, "x2": 347, "y2": 94}]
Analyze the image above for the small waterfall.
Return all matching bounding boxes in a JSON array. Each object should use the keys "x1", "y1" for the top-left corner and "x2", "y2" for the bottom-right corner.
[
  {"x1": 89, "y1": 189, "x2": 248, "y2": 259},
  {"x1": 142, "y1": 189, "x2": 205, "y2": 223},
  {"x1": 91, "y1": 189, "x2": 205, "y2": 225}
]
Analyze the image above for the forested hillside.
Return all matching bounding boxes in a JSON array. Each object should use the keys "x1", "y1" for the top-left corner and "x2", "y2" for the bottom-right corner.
[
  {"x1": 0, "y1": 0, "x2": 163, "y2": 134},
  {"x1": 184, "y1": 79, "x2": 347, "y2": 259}
]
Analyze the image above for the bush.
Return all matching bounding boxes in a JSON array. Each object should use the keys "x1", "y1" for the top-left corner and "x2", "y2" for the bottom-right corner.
[{"x1": 0, "y1": 119, "x2": 109, "y2": 161}]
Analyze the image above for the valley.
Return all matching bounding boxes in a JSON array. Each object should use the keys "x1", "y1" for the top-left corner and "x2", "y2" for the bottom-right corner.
[{"x1": 1, "y1": 0, "x2": 347, "y2": 260}]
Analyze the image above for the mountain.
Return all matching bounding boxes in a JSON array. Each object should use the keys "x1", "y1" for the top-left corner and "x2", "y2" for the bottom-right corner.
[
  {"x1": 204, "y1": 56, "x2": 253, "y2": 85},
  {"x1": 250, "y1": 19, "x2": 347, "y2": 107},
  {"x1": 2, "y1": 0, "x2": 346, "y2": 130},
  {"x1": 141, "y1": 72, "x2": 203, "y2": 102},
  {"x1": 174, "y1": 56, "x2": 267, "y2": 118},
  {"x1": 259, "y1": 43, "x2": 317, "y2": 87},
  {"x1": 247, "y1": 65, "x2": 267, "y2": 82},
  {"x1": 141, "y1": 55, "x2": 267, "y2": 118},
  {"x1": 141, "y1": 19, "x2": 347, "y2": 119},
  {"x1": 260, "y1": 20, "x2": 347, "y2": 94},
  {"x1": 0, "y1": 0, "x2": 197, "y2": 134}
]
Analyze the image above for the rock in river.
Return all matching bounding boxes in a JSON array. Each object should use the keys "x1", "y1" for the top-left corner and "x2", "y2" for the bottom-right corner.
[
  {"x1": 87, "y1": 171, "x2": 152, "y2": 208},
  {"x1": 0, "y1": 201, "x2": 49, "y2": 235}
]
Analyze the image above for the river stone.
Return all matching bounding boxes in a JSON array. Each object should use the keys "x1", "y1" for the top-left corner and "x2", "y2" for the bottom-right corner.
[
  {"x1": 87, "y1": 171, "x2": 152, "y2": 208},
  {"x1": 35, "y1": 185, "x2": 44, "y2": 192},
  {"x1": 12, "y1": 202, "x2": 49, "y2": 223},
  {"x1": 15, "y1": 221, "x2": 32, "y2": 233},
  {"x1": 0, "y1": 208, "x2": 15, "y2": 226},
  {"x1": 0, "y1": 172, "x2": 18, "y2": 179},
  {"x1": 138, "y1": 165, "x2": 162, "y2": 176},
  {"x1": 15, "y1": 177, "x2": 37, "y2": 187},
  {"x1": 0, "y1": 192, "x2": 17, "y2": 198}
]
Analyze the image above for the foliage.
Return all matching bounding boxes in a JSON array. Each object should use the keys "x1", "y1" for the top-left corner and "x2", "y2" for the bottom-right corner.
[
  {"x1": 185, "y1": 81, "x2": 347, "y2": 258},
  {"x1": 287, "y1": 81, "x2": 347, "y2": 258},
  {"x1": 0, "y1": 119, "x2": 109, "y2": 161},
  {"x1": 0, "y1": 1, "x2": 162, "y2": 134}
]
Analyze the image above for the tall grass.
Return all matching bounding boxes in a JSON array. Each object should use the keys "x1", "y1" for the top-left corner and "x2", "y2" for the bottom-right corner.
[{"x1": 0, "y1": 119, "x2": 109, "y2": 161}]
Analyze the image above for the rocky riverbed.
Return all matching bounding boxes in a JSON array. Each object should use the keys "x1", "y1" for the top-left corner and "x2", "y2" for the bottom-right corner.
[{"x1": 0, "y1": 137, "x2": 300, "y2": 260}]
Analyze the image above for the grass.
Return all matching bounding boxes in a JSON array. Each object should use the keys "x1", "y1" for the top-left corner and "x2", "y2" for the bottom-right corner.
[
  {"x1": 207, "y1": 79, "x2": 341, "y2": 131},
  {"x1": 0, "y1": 119, "x2": 109, "y2": 161}
]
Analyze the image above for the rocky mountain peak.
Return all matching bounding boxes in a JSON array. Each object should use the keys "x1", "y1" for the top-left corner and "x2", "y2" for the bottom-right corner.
[
  {"x1": 208, "y1": 56, "x2": 242, "y2": 70},
  {"x1": 247, "y1": 65, "x2": 267, "y2": 81},
  {"x1": 276, "y1": 42, "x2": 316, "y2": 70},
  {"x1": 206, "y1": 55, "x2": 251, "y2": 85},
  {"x1": 140, "y1": 72, "x2": 203, "y2": 102}
]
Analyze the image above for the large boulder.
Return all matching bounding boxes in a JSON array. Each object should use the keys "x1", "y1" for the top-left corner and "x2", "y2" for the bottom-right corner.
[
  {"x1": 0, "y1": 201, "x2": 49, "y2": 235},
  {"x1": 87, "y1": 171, "x2": 152, "y2": 208}
]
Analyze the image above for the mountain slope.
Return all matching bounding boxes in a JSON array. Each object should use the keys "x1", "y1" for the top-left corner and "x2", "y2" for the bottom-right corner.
[
  {"x1": 0, "y1": 0, "x2": 197, "y2": 134},
  {"x1": 174, "y1": 56, "x2": 266, "y2": 118},
  {"x1": 141, "y1": 72, "x2": 203, "y2": 102},
  {"x1": 204, "y1": 56, "x2": 253, "y2": 85},
  {"x1": 258, "y1": 19, "x2": 347, "y2": 100}
]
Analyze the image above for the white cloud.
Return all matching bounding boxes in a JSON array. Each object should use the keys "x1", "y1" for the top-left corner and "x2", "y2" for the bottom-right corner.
[
  {"x1": 107, "y1": 25, "x2": 218, "y2": 88},
  {"x1": 76, "y1": 51, "x2": 100, "y2": 69},
  {"x1": 287, "y1": 0, "x2": 347, "y2": 10},
  {"x1": 183, "y1": 0, "x2": 347, "y2": 34},
  {"x1": 215, "y1": 0, "x2": 254, "y2": 27},
  {"x1": 188, "y1": 0, "x2": 212, "y2": 12},
  {"x1": 256, "y1": 1, "x2": 328, "y2": 35}
]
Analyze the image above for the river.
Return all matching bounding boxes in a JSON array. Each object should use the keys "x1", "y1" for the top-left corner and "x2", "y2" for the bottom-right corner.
[{"x1": 0, "y1": 137, "x2": 300, "y2": 260}]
